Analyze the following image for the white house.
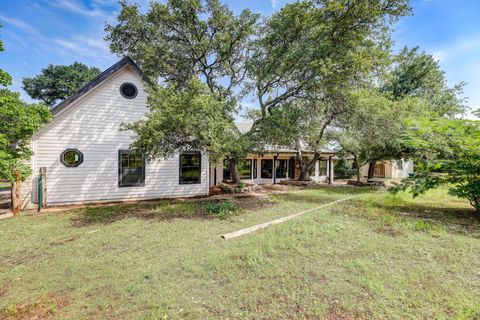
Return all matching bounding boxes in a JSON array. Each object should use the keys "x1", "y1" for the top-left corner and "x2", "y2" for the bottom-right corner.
[
  {"x1": 360, "y1": 160, "x2": 414, "y2": 179},
  {"x1": 21, "y1": 57, "x2": 336, "y2": 209}
]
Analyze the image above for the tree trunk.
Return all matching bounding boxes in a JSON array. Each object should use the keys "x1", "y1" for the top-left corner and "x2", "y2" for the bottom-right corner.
[
  {"x1": 353, "y1": 155, "x2": 361, "y2": 182},
  {"x1": 229, "y1": 158, "x2": 240, "y2": 184},
  {"x1": 367, "y1": 161, "x2": 376, "y2": 180},
  {"x1": 298, "y1": 152, "x2": 320, "y2": 181},
  {"x1": 11, "y1": 171, "x2": 21, "y2": 216}
]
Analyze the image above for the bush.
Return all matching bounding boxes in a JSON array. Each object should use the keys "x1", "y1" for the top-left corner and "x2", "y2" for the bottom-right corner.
[
  {"x1": 202, "y1": 201, "x2": 241, "y2": 219},
  {"x1": 334, "y1": 158, "x2": 356, "y2": 179}
]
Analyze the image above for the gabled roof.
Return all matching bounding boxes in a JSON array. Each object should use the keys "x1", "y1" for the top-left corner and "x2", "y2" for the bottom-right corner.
[{"x1": 51, "y1": 56, "x2": 142, "y2": 115}]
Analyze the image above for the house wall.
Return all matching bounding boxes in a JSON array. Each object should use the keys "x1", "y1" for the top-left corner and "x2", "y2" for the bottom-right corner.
[
  {"x1": 31, "y1": 66, "x2": 209, "y2": 206},
  {"x1": 360, "y1": 159, "x2": 414, "y2": 179}
]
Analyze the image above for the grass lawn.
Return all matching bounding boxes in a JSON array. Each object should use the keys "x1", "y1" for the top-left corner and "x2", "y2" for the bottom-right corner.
[{"x1": 1, "y1": 187, "x2": 479, "y2": 319}]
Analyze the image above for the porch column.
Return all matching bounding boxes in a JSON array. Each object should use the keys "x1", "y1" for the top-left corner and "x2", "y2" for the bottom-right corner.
[
  {"x1": 273, "y1": 154, "x2": 278, "y2": 184},
  {"x1": 328, "y1": 156, "x2": 334, "y2": 185}
]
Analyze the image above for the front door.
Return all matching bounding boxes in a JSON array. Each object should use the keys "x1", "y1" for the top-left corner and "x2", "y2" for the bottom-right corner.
[{"x1": 374, "y1": 163, "x2": 386, "y2": 178}]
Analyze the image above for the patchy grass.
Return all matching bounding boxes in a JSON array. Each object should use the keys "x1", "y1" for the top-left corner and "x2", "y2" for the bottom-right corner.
[{"x1": 0, "y1": 187, "x2": 479, "y2": 319}]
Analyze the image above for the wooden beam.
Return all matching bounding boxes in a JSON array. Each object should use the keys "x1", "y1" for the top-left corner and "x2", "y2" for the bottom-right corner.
[{"x1": 222, "y1": 195, "x2": 358, "y2": 240}]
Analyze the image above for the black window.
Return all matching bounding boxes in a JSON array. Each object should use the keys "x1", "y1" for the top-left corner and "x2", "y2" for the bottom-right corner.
[
  {"x1": 238, "y1": 159, "x2": 252, "y2": 180},
  {"x1": 275, "y1": 159, "x2": 288, "y2": 179},
  {"x1": 61, "y1": 149, "x2": 83, "y2": 167},
  {"x1": 261, "y1": 159, "x2": 273, "y2": 179},
  {"x1": 180, "y1": 152, "x2": 201, "y2": 184},
  {"x1": 120, "y1": 82, "x2": 138, "y2": 99},
  {"x1": 289, "y1": 157, "x2": 296, "y2": 179},
  {"x1": 253, "y1": 159, "x2": 258, "y2": 179},
  {"x1": 319, "y1": 160, "x2": 328, "y2": 176},
  {"x1": 223, "y1": 159, "x2": 231, "y2": 181},
  {"x1": 119, "y1": 150, "x2": 145, "y2": 187}
]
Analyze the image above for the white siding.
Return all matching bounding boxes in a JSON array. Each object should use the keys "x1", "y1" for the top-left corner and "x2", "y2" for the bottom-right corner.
[{"x1": 32, "y1": 66, "x2": 208, "y2": 205}]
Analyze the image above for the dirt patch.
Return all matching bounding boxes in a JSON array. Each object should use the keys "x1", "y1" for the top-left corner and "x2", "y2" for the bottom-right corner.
[
  {"x1": 2, "y1": 250, "x2": 46, "y2": 268},
  {"x1": 0, "y1": 283, "x2": 11, "y2": 299},
  {"x1": 230, "y1": 196, "x2": 275, "y2": 211},
  {"x1": 70, "y1": 195, "x2": 275, "y2": 227},
  {"x1": 0, "y1": 294, "x2": 69, "y2": 320}
]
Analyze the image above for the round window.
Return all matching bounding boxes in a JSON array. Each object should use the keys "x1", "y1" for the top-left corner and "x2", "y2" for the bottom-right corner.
[
  {"x1": 120, "y1": 82, "x2": 138, "y2": 99},
  {"x1": 61, "y1": 149, "x2": 84, "y2": 167}
]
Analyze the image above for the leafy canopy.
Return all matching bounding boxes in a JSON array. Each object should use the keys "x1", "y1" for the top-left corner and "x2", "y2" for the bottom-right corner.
[
  {"x1": 392, "y1": 117, "x2": 480, "y2": 214},
  {"x1": 383, "y1": 47, "x2": 466, "y2": 117},
  {"x1": 0, "y1": 90, "x2": 51, "y2": 181},
  {"x1": 0, "y1": 25, "x2": 12, "y2": 87},
  {"x1": 22, "y1": 62, "x2": 101, "y2": 107}
]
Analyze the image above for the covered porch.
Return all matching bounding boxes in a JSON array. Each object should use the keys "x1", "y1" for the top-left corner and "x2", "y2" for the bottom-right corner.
[{"x1": 209, "y1": 152, "x2": 336, "y2": 186}]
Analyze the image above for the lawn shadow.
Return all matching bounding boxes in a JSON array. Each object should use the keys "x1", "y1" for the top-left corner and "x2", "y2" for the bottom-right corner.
[
  {"x1": 361, "y1": 197, "x2": 480, "y2": 235},
  {"x1": 273, "y1": 186, "x2": 373, "y2": 205},
  {"x1": 70, "y1": 196, "x2": 274, "y2": 227}
]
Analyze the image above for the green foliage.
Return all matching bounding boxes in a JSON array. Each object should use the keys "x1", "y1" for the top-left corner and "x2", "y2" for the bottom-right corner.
[
  {"x1": 106, "y1": 0, "x2": 258, "y2": 97},
  {"x1": 22, "y1": 62, "x2": 101, "y2": 107},
  {"x1": 0, "y1": 90, "x2": 51, "y2": 181},
  {"x1": 333, "y1": 90, "x2": 424, "y2": 174},
  {"x1": 334, "y1": 158, "x2": 356, "y2": 179},
  {"x1": 249, "y1": 0, "x2": 410, "y2": 118},
  {"x1": 383, "y1": 47, "x2": 466, "y2": 117},
  {"x1": 201, "y1": 201, "x2": 241, "y2": 219},
  {"x1": 0, "y1": 25, "x2": 12, "y2": 87},
  {"x1": 391, "y1": 117, "x2": 480, "y2": 214}
]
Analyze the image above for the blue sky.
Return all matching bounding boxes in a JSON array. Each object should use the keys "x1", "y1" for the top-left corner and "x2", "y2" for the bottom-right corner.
[{"x1": 0, "y1": 0, "x2": 479, "y2": 117}]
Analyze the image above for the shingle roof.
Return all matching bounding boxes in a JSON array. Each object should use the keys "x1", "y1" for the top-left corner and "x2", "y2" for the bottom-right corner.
[{"x1": 51, "y1": 56, "x2": 142, "y2": 115}]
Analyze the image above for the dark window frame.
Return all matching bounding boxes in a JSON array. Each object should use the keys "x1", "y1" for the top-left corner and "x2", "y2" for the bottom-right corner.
[
  {"x1": 275, "y1": 159, "x2": 288, "y2": 179},
  {"x1": 60, "y1": 148, "x2": 84, "y2": 167},
  {"x1": 319, "y1": 160, "x2": 328, "y2": 176},
  {"x1": 238, "y1": 159, "x2": 252, "y2": 180},
  {"x1": 118, "y1": 150, "x2": 145, "y2": 188},
  {"x1": 179, "y1": 151, "x2": 202, "y2": 185},
  {"x1": 261, "y1": 159, "x2": 273, "y2": 179},
  {"x1": 120, "y1": 82, "x2": 138, "y2": 99},
  {"x1": 223, "y1": 159, "x2": 231, "y2": 181}
]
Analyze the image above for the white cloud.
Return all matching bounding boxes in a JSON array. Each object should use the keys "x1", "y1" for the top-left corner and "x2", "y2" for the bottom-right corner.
[
  {"x1": 432, "y1": 50, "x2": 446, "y2": 62},
  {"x1": 53, "y1": 35, "x2": 115, "y2": 63},
  {"x1": 51, "y1": 0, "x2": 110, "y2": 20},
  {"x1": 0, "y1": 14, "x2": 40, "y2": 36},
  {"x1": 271, "y1": 0, "x2": 279, "y2": 8}
]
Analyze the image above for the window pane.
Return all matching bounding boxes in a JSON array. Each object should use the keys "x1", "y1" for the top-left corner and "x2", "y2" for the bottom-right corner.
[
  {"x1": 275, "y1": 160, "x2": 288, "y2": 179},
  {"x1": 261, "y1": 160, "x2": 273, "y2": 179},
  {"x1": 238, "y1": 159, "x2": 252, "y2": 180},
  {"x1": 319, "y1": 160, "x2": 328, "y2": 176},
  {"x1": 253, "y1": 159, "x2": 257, "y2": 179},
  {"x1": 119, "y1": 150, "x2": 145, "y2": 187},
  {"x1": 223, "y1": 159, "x2": 231, "y2": 180},
  {"x1": 180, "y1": 152, "x2": 201, "y2": 184}
]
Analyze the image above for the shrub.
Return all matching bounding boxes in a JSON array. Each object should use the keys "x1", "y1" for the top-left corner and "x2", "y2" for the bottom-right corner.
[
  {"x1": 334, "y1": 158, "x2": 356, "y2": 179},
  {"x1": 202, "y1": 201, "x2": 241, "y2": 219}
]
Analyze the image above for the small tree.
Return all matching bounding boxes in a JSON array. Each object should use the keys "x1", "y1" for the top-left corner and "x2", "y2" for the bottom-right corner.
[
  {"x1": 22, "y1": 62, "x2": 101, "y2": 107},
  {"x1": 0, "y1": 90, "x2": 51, "y2": 214},
  {"x1": 334, "y1": 158, "x2": 356, "y2": 180},
  {"x1": 392, "y1": 117, "x2": 480, "y2": 217},
  {"x1": 0, "y1": 27, "x2": 51, "y2": 214}
]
